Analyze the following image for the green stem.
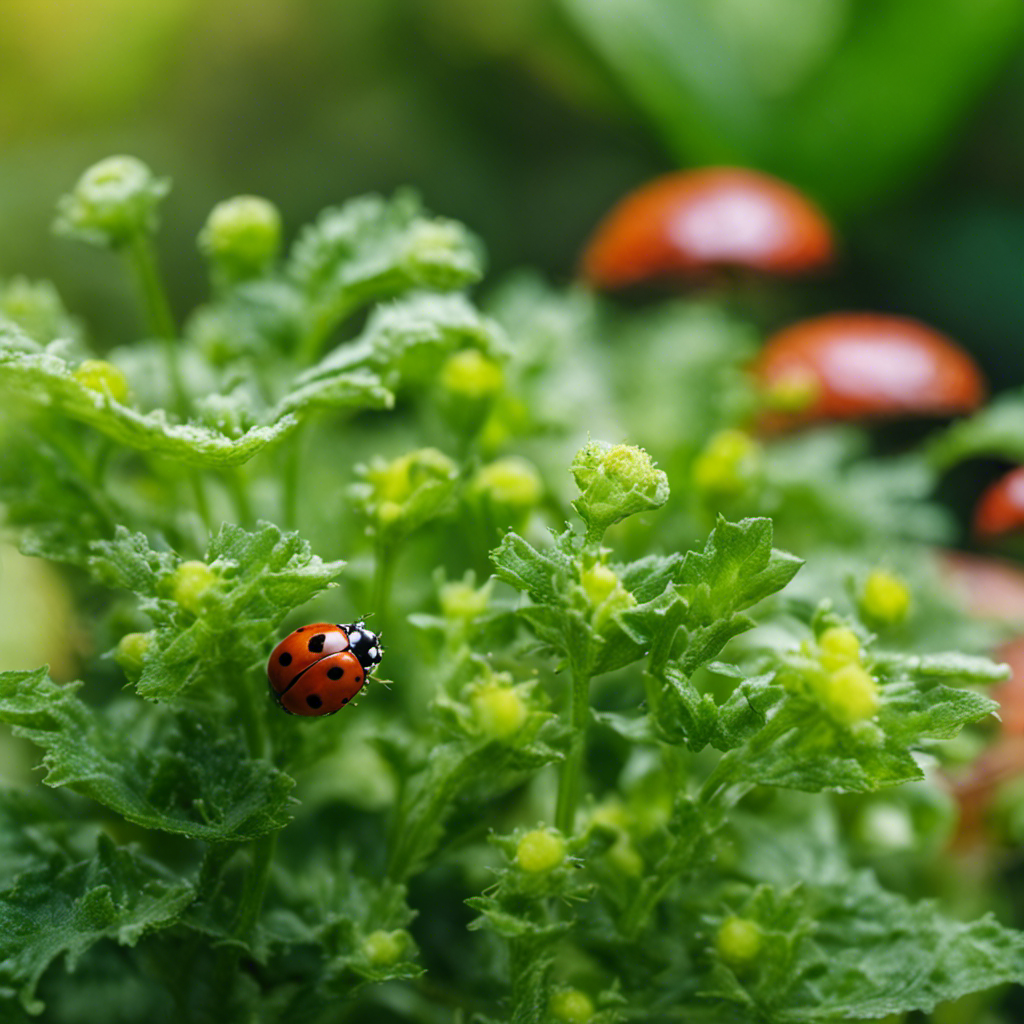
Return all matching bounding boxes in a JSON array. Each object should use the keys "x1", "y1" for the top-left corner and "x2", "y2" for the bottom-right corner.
[
  {"x1": 555, "y1": 660, "x2": 592, "y2": 834},
  {"x1": 189, "y1": 470, "x2": 214, "y2": 537},
  {"x1": 232, "y1": 832, "x2": 278, "y2": 940},
  {"x1": 226, "y1": 468, "x2": 253, "y2": 526},
  {"x1": 372, "y1": 539, "x2": 397, "y2": 622},
  {"x1": 282, "y1": 421, "x2": 307, "y2": 530},
  {"x1": 126, "y1": 232, "x2": 189, "y2": 418}
]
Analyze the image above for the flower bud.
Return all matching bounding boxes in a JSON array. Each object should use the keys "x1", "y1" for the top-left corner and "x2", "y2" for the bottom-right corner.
[
  {"x1": 439, "y1": 574, "x2": 492, "y2": 622},
  {"x1": 0, "y1": 277, "x2": 79, "y2": 344},
  {"x1": 168, "y1": 561, "x2": 219, "y2": 615},
  {"x1": 114, "y1": 631, "x2": 153, "y2": 677},
  {"x1": 471, "y1": 456, "x2": 543, "y2": 524},
  {"x1": 824, "y1": 663, "x2": 880, "y2": 724},
  {"x1": 361, "y1": 929, "x2": 409, "y2": 967},
  {"x1": 357, "y1": 448, "x2": 459, "y2": 541},
  {"x1": 860, "y1": 569, "x2": 911, "y2": 628},
  {"x1": 73, "y1": 359, "x2": 128, "y2": 403},
  {"x1": 691, "y1": 429, "x2": 760, "y2": 498},
  {"x1": 817, "y1": 626, "x2": 861, "y2": 673},
  {"x1": 399, "y1": 218, "x2": 475, "y2": 284},
  {"x1": 54, "y1": 156, "x2": 170, "y2": 248},
  {"x1": 580, "y1": 563, "x2": 636, "y2": 633},
  {"x1": 471, "y1": 682, "x2": 528, "y2": 740},
  {"x1": 549, "y1": 989, "x2": 594, "y2": 1023},
  {"x1": 437, "y1": 348, "x2": 504, "y2": 437},
  {"x1": 715, "y1": 916, "x2": 763, "y2": 968},
  {"x1": 515, "y1": 829, "x2": 565, "y2": 873},
  {"x1": 570, "y1": 441, "x2": 669, "y2": 540},
  {"x1": 198, "y1": 195, "x2": 282, "y2": 282},
  {"x1": 607, "y1": 834, "x2": 643, "y2": 876}
]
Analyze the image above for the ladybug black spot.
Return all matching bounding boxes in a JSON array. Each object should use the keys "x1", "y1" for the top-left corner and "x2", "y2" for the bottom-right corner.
[
  {"x1": 308, "y1": 633, "x2": 326, "y2": 653},
  {"x1": 278, "y1": 652, "x2": 293, "y2": 667},
  {"x1": 295, "y1": 627, "x2": 304, "y2": 632},
  {"x1": 341, "y1": 697, "x2": 349, "y2": 704},
  {"x1": 326, "y1": 666, "x2": 344, "y2": 680},
  {"x1": 306, "y1": 694, "x2": 323, "y2": 709}
]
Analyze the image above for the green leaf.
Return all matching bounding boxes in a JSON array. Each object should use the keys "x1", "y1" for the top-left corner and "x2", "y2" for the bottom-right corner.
[
  {"x1": 719, "y1": 657, "x2": 998, "y2": 795},
  {"x1": 675, "y1": 517, "x2": 801, "y2": 674},
  {"x1": 0, "y1": 329, "x2": 298, "y2": 468},
  {"x1": 490, "y1": 529, "x2": 578, "y2": 607},
  {"x1": 705, "y1": 871, "x2": 1024, "y2": 1021},
  {"x1": 89, "y1": 522, "x2": 345, "y2": 701},
  {"x1": 0, "y1": 669, "x2": 295, "y2": 841},
  {"x1": 0, "y1": 277, "x2": 81, "y2": 345},
  {"x1": 0, "y1": 834, "x2": 193, "y2": 1014},
  {"x1": 288, "y1": 191, "x2": 484, "y2": 343},
  {"x1": 928, "y1": 388, "x2": 1024, "y2": 468}
]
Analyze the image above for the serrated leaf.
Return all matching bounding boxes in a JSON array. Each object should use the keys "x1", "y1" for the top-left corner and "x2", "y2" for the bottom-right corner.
[
  {"x1": 89, "y1": 522, "x2": 345, "y2": 701},
  {"x1": 490, "y1": 529, "x2": 578, "y2": 606},
  {"x1": 0, "y1": 669, "x2": 294, "y2": 841},
  {"x1": 0, "y1": 329, "x2": 298, "y2": 467},
  {"x1": 0, "y1": 834, "x2": 193, "y2": 1013},
  {"x1": 288, "y1": 192, "x2": 484, "y2": 345}
]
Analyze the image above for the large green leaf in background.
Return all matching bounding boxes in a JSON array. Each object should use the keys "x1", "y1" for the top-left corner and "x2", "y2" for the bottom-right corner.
[{"x1": 559, "y1": 0, "x2": 1024, "y2": 215}]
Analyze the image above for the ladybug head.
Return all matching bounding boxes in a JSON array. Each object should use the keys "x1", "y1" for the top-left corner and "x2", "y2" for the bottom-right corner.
[{"x1": 345, "y1": 621, "x2": 383, "y2": 674}]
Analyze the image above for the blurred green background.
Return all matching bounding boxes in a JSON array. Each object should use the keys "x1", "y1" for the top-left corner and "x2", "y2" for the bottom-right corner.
[{"x1": 1, "y1": 0, "x2": 1023, "y2": 379}]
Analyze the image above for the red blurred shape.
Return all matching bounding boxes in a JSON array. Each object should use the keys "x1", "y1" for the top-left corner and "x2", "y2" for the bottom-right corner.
[
  {"x1": 580, "y1": 167, "x2": 834, "y2": 288},
  {"x1": 974, "y1": 467, "x2": 1024, "y2": 541},
  {"x1": 935, "y1": 549, "x2": 1024, "y2": 622},
  {"x1": 755, "y1": 314, "x2": 986, "y2": 430}
]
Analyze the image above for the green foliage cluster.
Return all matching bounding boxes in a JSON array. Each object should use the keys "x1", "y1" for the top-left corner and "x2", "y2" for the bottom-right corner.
[{"x1": 0, "y1": 158, "x2": 1022, "y2": 1023}]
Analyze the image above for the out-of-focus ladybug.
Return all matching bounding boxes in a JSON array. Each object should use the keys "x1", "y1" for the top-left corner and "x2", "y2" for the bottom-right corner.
[{"x1": 267, "y1": 621, "x2": 383, "y2": 716}]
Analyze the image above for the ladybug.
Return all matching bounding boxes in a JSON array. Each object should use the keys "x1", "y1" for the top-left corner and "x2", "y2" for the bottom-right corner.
[{"x1": 267, "y1": 621, "x2": 383, "y2": 716}]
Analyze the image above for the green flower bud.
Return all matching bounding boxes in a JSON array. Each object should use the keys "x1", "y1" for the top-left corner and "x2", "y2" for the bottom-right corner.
[
  {"x1": 472, "y1": 456, "x2": 543, "y2": 520},
  {"x1": 817, "y1": 626, "x2": 861, "y2": 673},
  {"x1": 54, "y1": 156, "x2": 170, "y2": 248},
  {"x1": 716, "y1": 916, "x2": 763, "y2": 968},
  {"x1": 549, "y1": 988, "x2": 594, "y2": 1023},
  {"x1": 440, "y1": 348, "x2": 504, "y2": 400},
  {"x1": 361, "y1": 929, "x2": 409, "y2": 967},
  {"x1": 198, "y1": 195, "x2": 282, "y2": 282},
  {"x1": 0, "y1": 277, "x2": 79, "y2": 344},
  {"x1": 570, "y1": 441, "x2": 669, "y2": 541},
  {"x1": 607, "y1": 834, "x2": 643, "y2": 876},
  {"x1": 73, "y1": 359, "x2": 128, "y2": 403},
  {"x1": 439, "y1": 574, "x2": 493, "y2": 622},
  {"x1": 357, "y1": 448, "x2": 459, "y2": 541},
  {"x1": 824, "y1": 663, "x2": 880, "y2": 724},
  {"x1": 580, "y1": 563, "x2": 636, "y2": 633},
  {"x1": 471, "y1": 682, "x2": 528, "y2": 740},
  {"x1": 114, "y1": 631, "x2": 153, "y2": 678},
  {"x1": 860, "y1": 569, "x2": 911, "y2": 628},
  {"x1": 515, "y1": 829, "x2": 565, "y2": 873},
  {"x1": 692, "y1": 429, "x2": 760, "y2": 498},
  {"x1": 168, "y1": 561, "x2": 219, "y2": 615}
]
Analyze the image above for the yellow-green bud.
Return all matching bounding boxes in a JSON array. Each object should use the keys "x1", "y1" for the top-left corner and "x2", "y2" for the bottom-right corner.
[
  {"x1": 73, "y1": 359, "x2": 128, "y2": 403},
  {"x1": 607, "y1": 834, "x2": 643, "y2": 876},
  {"x1": 549, "y1": 989, "x2": 594, "y2": 1023},
  {"x1": 763, "y1": 367, "x2": 820, "y2": 413},
  {"x1": 716, "y1": 916, "x2": 763, "y2": 968},
  {"x1": 824, "y1": 663, "x2": 880, "y2": 724},
  {"x1": 471, "y1": 683, "x2": 528, "y2": 740},
  {"x1": 198, "y1": 195, "x2": 281, "y2": 279},
  {"x1": 54, "y1": 156, "x2": 170, "y2": 248},
  {"x1": 169, "y1": 561, "x2": 218, "y2": 615},
  {"x1": 114, "y1": 631, "x2": 152, "y2": 677},
  {"x1": 440, "y1": 348, "x2": 504, "y2": 400},
  {"x1": 369, "y1": 449, "x2": 457, "y2": 504},
  {"x1": 818, "y1": 626, "x2": 861, "y2": 673},
  {"x1": 571, "y1": 441, "x2": 669, "y2": 538},
  {"x1": 516, "y1": 829, "x2": 565, "y2": 873},
  {"x1": 589, "y1": 797, "x2": 629, "y2": 832},
  {"x1": 439, "y1": 577, "x2": 492, "y2": 621},
  {"x1": 860, "y1": 569, "x2": 911, "y2": 628},
  {"x1": 400, "y1": 219, "x2": 467, "y2": 274},
  {"x1": 692, "y1": 429, "x2": 760, "y2": 498},
  {"x1": 473, "y1": 456, "x2": 543, "y2": 513},
  {"x1": 362, "y1": 929, "x2": 409, "y2": 967},
  {"x1": 580, "y1": 563, "x2": 637, "y2": 632}
]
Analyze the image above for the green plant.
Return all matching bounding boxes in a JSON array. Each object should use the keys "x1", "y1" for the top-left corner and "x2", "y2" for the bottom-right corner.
[{"x1": 0, "y1": 157, "x2": 1022, "y2": 1023}]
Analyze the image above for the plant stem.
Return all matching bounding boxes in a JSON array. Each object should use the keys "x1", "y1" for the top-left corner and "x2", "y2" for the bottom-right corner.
[
  {"x1": 555, "y1": 660, "x2": 592, "y2": 834},
  {"x1": 282, "y1": 422, "x2": 307, "y2": 530},
  {"x1": 232, "y1": 832, "x2": 278, "y2": 940},
  {"x1": 372, "y1": 539, "x2": 397, "y2": 622}
]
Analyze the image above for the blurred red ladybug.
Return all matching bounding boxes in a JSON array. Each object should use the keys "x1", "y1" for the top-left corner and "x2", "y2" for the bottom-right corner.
[{"x1": 267, "y1": 621, "x2": 383, "y2": 716}]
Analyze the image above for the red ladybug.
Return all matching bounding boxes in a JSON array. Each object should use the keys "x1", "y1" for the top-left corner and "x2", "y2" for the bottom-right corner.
[{"x1": 267, "y1": 621, "x2": 383, "y2": 716}]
